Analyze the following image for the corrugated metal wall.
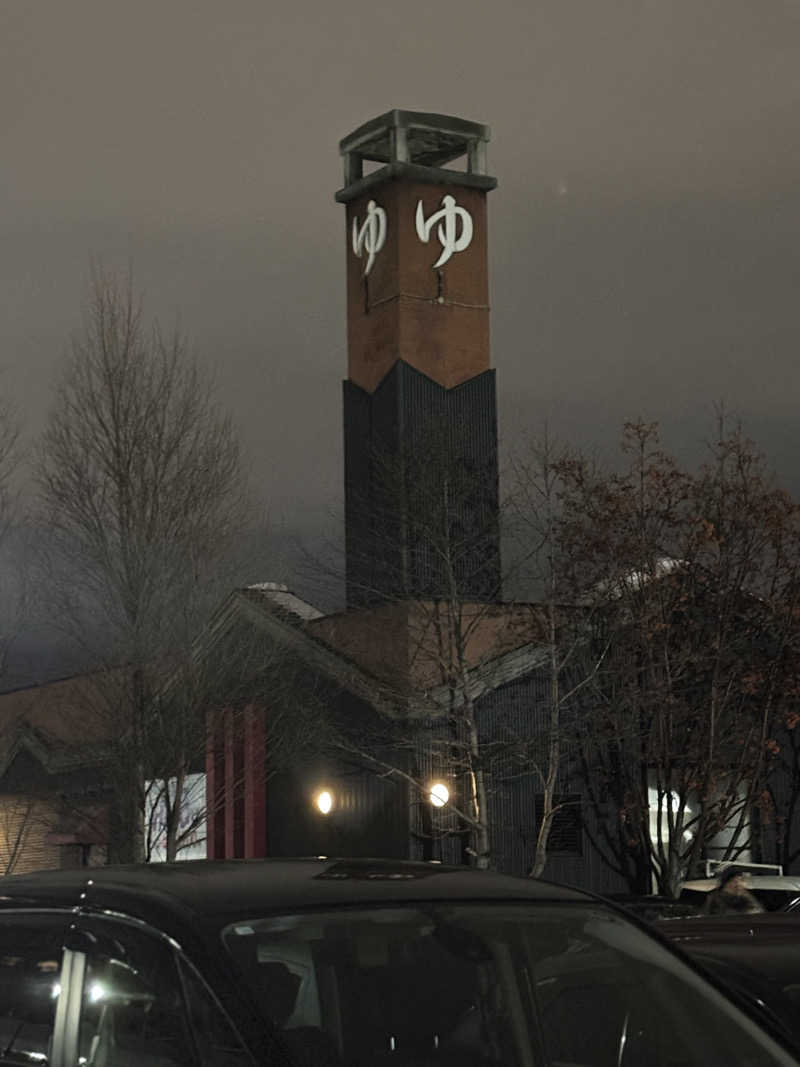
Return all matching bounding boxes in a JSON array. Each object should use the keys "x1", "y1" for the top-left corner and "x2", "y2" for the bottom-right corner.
[
  {"x1": 344, "y1": 362, "x2": 501, "y2": 607},
  {"x1": 398, "y1": 665, "x2": 629, "y2": 892},
  {"x1": 265, "y1": 686, "x2": 411, "y2": 861},
  {"x1": 475, "y1": 670, "x2": 629, "y2": 892}
]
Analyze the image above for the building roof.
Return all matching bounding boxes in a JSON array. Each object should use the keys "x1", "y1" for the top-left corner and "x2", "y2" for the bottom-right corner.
[
  {"x1": 0, "y1": 670, "x2": 119, "y2": 777},
  {"x1": 195, "y1": 586, "x2": 553, "y2": 722},
  {"x1": 240, "y1": 583, "x2": 324, "y2": 622},
  {"x1": 423, "y1": 642, "x2": 550, "y2": 712},
  {"x1": 197, "y1": 586, "x2": 397, "y2": 714}
]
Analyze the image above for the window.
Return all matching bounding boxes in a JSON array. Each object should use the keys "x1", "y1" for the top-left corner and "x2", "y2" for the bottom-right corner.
[
  {"x1": 223, "y1": 903, "x2": 798, "y2": 1067},
  {"x1": 535, "y1": 793, "x2": 583, "y2": 854},
  {"x1": 178, "y1": 959, "x2": 253, "y2": 1066},
  {"x1": 0, "y1": 914, "x2": 67, "y2": 1066},
  {"x1": 76, "y1": 921, "x2": 194, "y2": 1066}
]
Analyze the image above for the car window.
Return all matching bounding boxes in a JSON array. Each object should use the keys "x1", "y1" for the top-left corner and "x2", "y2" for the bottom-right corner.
[
  {"x1": 751, "y1": 891, "x2": 799, "y2": 913},
  {"x1": 0, "y1": 913, "x2": 67, "y2": 1066},
  {"x1": 177, "y1": 958, "x2": 254, "y2": 1066},
  {"x1": 689, "y1": 954, "x2": 800, "y2": 1050},
  {"x1": 222, "y1": 903, "x2": 798, "y2": 1067},
  {"x1": 679, "y1": 888, "x2": 711, "y2": 908},
  {"x1": 523, "y1": 915, "x2": 789, "y2": 1067},
  {"x1": 76, "y1": 921, "x2": 195, "y2": 1067}
]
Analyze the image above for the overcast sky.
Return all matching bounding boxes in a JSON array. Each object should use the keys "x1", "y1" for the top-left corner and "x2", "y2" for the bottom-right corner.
[{"x1": 3, "y1": 0, "x2": 800, "y2": 676}]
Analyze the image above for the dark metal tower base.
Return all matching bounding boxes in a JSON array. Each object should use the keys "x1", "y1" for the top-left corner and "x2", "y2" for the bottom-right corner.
[{"x1": 344, "y1": 361, "x2": 501, "y2": 608}]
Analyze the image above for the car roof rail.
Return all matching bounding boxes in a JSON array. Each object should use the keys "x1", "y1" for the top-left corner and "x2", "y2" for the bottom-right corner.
[{"x1": 703, "y1": 860, "x2": 784, "y2": 878}]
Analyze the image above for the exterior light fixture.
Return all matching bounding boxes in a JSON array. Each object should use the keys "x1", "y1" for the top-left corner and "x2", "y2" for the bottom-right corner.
[
  {"x1": 315, "y1": 790, "x2": 334, "y2": 815},
  {"x1": 429, "y1": 783, "x2": 449, "y2": 808}
]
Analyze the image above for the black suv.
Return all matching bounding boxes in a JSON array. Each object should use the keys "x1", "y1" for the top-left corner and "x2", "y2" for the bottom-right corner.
[{"x1": 0, "y1": 858, "x2": 797, "y2": 1066}]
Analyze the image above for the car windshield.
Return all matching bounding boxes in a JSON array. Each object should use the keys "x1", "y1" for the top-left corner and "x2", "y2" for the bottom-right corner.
[{"x1": 222, "y1": 901, "x2": 796, "y2": 1067}]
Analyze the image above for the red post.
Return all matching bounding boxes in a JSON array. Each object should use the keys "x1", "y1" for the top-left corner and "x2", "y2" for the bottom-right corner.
[
  {"x1": 243, "y1": 704, "x2": 267, "y2": 858},
  {"x1": 205, "y1": 710, "x2": 226, "y2": 860},
  {"x1": 224, "y1": 708, "x2": 236, "y2": 858}
]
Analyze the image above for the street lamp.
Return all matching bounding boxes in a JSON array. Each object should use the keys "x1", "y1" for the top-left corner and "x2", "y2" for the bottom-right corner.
[
  {"x1": 315, "y1": 789, "x2": 334, "y2": 815},
  {"x1": 429, "y1": 783, "x2": 449, "y2": 808}
]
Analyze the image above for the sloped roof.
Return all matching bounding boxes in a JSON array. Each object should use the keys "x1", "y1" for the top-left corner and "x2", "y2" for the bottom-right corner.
[
  {"x1": 240, "y1": 583, "x2": 324, "y2": 622},
  {"x1": 0, "y1": 669, "x2": 126, "y2": 780},
  {"x1": 0, "y1": 671, "x2": 119, "y2": 745},
  {"x1": 196, "y1": 585, "x2": 397, "y2": 713},
  {"x1": 420, "y1": 643, "x2": 550, "y2": 714},
  {"x1": 197, "y1": 586, "x2": 550, "y2": 720}
]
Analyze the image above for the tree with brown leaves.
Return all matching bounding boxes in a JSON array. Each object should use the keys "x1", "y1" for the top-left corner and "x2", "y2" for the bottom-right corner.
[{"x1": 558, "y1": 417, "x2": 800, "y2": 895}]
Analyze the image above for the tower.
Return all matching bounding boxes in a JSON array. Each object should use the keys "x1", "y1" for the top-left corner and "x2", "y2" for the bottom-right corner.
[{"x1": 336, "y1": 110, "x2": 501, "y2": 608}]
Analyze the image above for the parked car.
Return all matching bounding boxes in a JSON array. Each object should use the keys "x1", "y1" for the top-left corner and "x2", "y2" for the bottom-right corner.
[
  {"x1": 679, "y1": 874, "x2": 800, "y2": 912},
  {"x1": 0, "y1": 857, "x2": 798, "y2": 1066},
  {"x1": 656, "y1": 914, "x2": 800, "y2": 1051}
]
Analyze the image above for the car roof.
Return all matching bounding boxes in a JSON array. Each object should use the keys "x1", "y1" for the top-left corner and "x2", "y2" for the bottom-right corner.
[{"x1": 0, "y1": 858, "x2": 590, "y2": 939}]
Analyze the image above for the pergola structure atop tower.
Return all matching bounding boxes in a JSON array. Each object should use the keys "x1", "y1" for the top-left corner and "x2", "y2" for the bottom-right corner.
[{"x1": 335, "y1": 109, "x2": 496, "y2": 194}]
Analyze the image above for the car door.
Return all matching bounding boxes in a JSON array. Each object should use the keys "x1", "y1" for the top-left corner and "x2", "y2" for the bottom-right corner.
[
  {"x1": 62, "y1": 915, "x2": 256, "y2": 1067},
  {"x1": 0, "y1": 910, "x2": 72, "y2": 1066}
]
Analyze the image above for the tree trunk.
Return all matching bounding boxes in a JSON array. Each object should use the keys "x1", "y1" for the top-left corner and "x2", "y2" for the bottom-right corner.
[
  {"x1": 165, "y1": 768, "x2": 186, "y2": 862},
  {"x1": 108, "y1": 773, "x2": 146, "y2": 864},
  {"x1": 530, "y1": 595, "x2": 561, "y2": 879}
]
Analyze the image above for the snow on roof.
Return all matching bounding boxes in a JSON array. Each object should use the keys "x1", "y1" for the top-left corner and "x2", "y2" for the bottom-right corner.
[
  {"x1": 244, "y1": 583, "x2": 324, "y2": 621},
  {"x1": 590, "y1": 556, "x2": 686, "y2": 600}
]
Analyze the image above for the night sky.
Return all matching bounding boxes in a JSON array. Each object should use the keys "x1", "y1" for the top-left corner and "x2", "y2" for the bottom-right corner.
[{"x1": 3, "y1": 1, "x2": 800, "y2": 678}]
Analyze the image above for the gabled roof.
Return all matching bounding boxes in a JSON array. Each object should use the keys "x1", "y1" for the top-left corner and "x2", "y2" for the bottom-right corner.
[
  {"x1": 195, "y1": 585, "x2": 551, "y2": 721},
  {"x1": 0, "y1": 718, "x2": 106, "y2": 779},
  {"x1": 420, "y1": 643, "x2": 550, "y2": 714},
  {"x1": 195, "y1": 585, "x2": 398, "y2": 714},
  {"x1": 0, "y1": 670, "x2": 118, "y2": 777},
  {"x1": 240, "y1": 583, "x2": 324, "y2": 622}
]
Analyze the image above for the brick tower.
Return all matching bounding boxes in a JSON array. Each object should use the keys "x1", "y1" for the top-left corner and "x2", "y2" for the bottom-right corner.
[{"x1": 336, "y1": 110, "x2": 501, "y2": 607}]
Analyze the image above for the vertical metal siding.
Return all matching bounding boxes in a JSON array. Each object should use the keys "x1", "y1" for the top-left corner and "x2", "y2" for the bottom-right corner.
[
  {"x1": 343, "y1": 362, "x2": 502, "y2": 607},
  {"x1": 475, "y1": 670, "x2": 630, "y2": 893}
]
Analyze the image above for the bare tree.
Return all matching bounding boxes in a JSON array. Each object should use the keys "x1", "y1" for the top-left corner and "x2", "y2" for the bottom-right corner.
[
  {"x1": 309, "y1": 412, "x2": 800, "y2": 888},
  {"x1": 0, "y1": 384, "x2": 23, "y2": 679},
  {"x1": 35, "y1": 268, "x2": 247, "y2": 862},
  {"x1": 150, "y1": 606, "x2": 331, "y2": 861},
  {"x1": 509, "y1": 430, "x2": 613, "y2": 878}
]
